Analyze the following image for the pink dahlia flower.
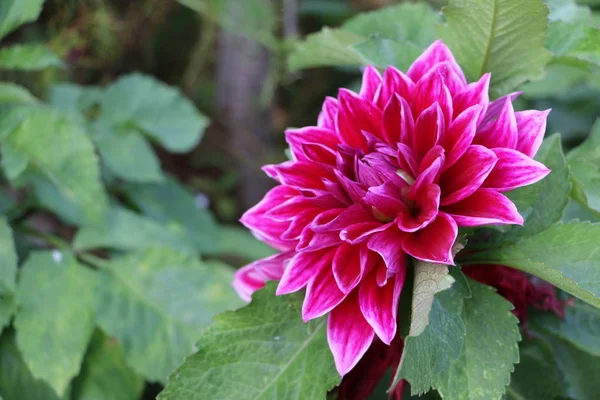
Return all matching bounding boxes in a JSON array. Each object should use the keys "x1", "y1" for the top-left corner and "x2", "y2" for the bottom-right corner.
[{"x1": 233, "y1": 40, "x2": 551, "y2": 375}]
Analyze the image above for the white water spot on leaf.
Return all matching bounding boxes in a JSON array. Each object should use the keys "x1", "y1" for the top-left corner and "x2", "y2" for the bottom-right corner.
[
  {"x1": 195, "y1": 193, "x2": 210, "y2": 208},
  {"x1": 51, "y1": 250, "x2": 63, "y2": 263},
  {"x1": 274, "y1": 336, "x2": 281, "y2": 341}
]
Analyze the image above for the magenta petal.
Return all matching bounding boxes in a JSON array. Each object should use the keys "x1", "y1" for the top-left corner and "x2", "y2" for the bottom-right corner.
[
  {"x1": 383, "y1": 95, "x2": 414, "y2": 146},
  {"x1": 401, "y1": 212, "x2": 458, "y2": 264},
  {"x1": 286, "y1": 127, "x2": 339, "y2": 160},
  {"x1": 312, "y1": 204, "x2": 370, "y2": 233},
  {"x1": 337, "y1": 89, "x2": 382, "y2": 150},
  {"x1": 327, "y1": 292, "x2": 375, "y2": 376},
  {"x1": 366, "y1": 227, "x2": 407, "y2": 274},
  {"x1": 303, "y1": 266, "x2": 347, "y2": 321},
  {"x1": 297, "y1": 229, "x2": 342, "y2": 252},
  {"x1": 281, "y1": 208, "x2": 322, "y2": 240},
  {"x1": 359, "y1": 269, "x2": 405, "y2": 344},
  {"x1": 232, "y1": 252, "x2": 291, "y2": 301},
  {"x1": 340, "y1": 221, "x2": 391, "y2": 244},
  {"x1": 360, "y1": 66, "x2": 382, "y2": 102},
  {"x1": 335, "y1": 170, "x2": 367, "y2": 204},
  {"x1": 443, "y1": 105, "x2": 482, "y2": 169},
  {"x1": 376, "y1": 66, "x2": 415, "y2": 108},
  {"x1": 332, "y1": 243, "x2": 363, "y2": 294},
  {"x1": 364, "y1": 181, "x2": 408, "y2": 219},
  {"x1": 515, "y1": 109, "x2": 550, "y2": 158},
  {"x1": 268, "y1": 161, "x2": 335, "y2": 190},
  {"x1": 277, "y1": 248, "x2": 335, "y2": 295},
  {"x1": 413, "y1": 103, "x2": 444, "y2": 162},
  {"x1": 412, "y1": 67, "x2": 453, "y2": 124},
  {"x1": 407, "y1": 40, "x2": 466, "y2": 85},
  {"x1": 440, "y1": 145, "x2": 498, "y2": 205},
  {"x1": 399, "y1": 184, "x2": 440, "y2": 232},
  {"x1": 397, "y1": 143, "x2": 418, "y2": 177},
  {"x1": 475, "y1": 98, "x2": 518, "y2": 150},
  {"x1": 481, "y1": 92, "x2": 521, "y2": 126},
  {"x1": 409, "y1": 146, "x2": 444, "y2": 199},
  {"x1": 443, "y1": 188, "x2": 524, "y2": 227},
  {"x1": 317, "y1": 97, "x2": 338, "y2": 130},
  {"x1": 484, "y1": 148, "x2": 551, "y2": 192},
  {"x1": 453, "y1": 73, "x2": 490, "y2": 123}
]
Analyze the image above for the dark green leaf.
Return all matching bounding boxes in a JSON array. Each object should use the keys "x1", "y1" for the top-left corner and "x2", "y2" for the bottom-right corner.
[
  {"x1": 0, "y1": 0, "x2": 45, "y2": 40},
  {"x1": 464, "y1": 221, "x2": 600, "y2": 308},
  {"x1": 0, "y1": 45, "x2": 62, "y2": 71},
  {"x1": 71, "y1": 331, "x2": 144, "y2": 400},
  {"x1": 438, "y1": 0, "x2": 551, "y2": 97},
  {"x1": 94, "y1": 247, "x2": 241, "y2": 382},
  {"x1": 14, "y1": 251, "x2": 96, "y2": 396},
  {"x1": 0, "y1": 82, "x2": 38, "y2": 105},
  {"x1": 159, "y1": 282, "x2": 340, "y2": 400},
  {"x1": 0, "y1": 217, "x2": 16, "y2": 334},
  {"x1": 98, "y1": 73, "x2": 208, "y2": 153}
]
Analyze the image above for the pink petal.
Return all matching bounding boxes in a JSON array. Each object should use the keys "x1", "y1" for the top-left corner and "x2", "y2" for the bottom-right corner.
[
  {"x1": 312, "y1": 204, "x2": 370, "y2": 233},
  {"x1": 409, "y1": 146, "x2": 444, "y2": 199},
  {"x1": 359, "y1": 268, "x2": 405, "y2": 344},
  {"x1": 442, "y1": 105, "x2": 483, "y2": 169},
  {"x1": 481, "y1": 92, "x2": 521, "y2": 126},
  {"x1": 303, "y1": 266, "x2": 347, "y2": 321},
  {"x1": 407, "y1": 40, "x2": 466, "y2": 85},
  {"x1": 453, "y1": 73, "x2": 490, "y2": 124},
  {"x1": 412, "y1": 68, "x2": 453, "y2": 125},
  {"x1": 281, "y1": 208, "x2": 322, "y2": 240},
  {"x1": 363, "y1": 181, "x2": 408, "y2": 220},
  {"x1": 440, "y1": 145, "x2": 498, "y2": 205},
  {"x1": 265, "y1": 161, "x2": 335, "y2": 191},
  {"x1": 366, "y1": 227, "x2": 407, "y2": 274},
  {"x1": 376, "y1": 66, "x2": 415, "y2": 109},
  {"x1": 483, "y1": 148, "x2": 551, "y2": 192},
  {"x1": 300, "y1": 142, "x2": 337, "y2": 165},
  {"x1": 401, "y1": 212, "x2": 458, "y2": 264},
  {"x1": 340, "y1": 221, "x2": 391, "y2": 244},
  {"x1": 335, "y1": 170, "x2": 367, "y2": 204},
  {"x1": 297, "y1": 230, "x2": 342, "y2": 252},
  {"x1": 317, "y1": 97, "x2": 338, "y2": 130},
  {"x1": 336, "y1": 89, "x2": 382, "y2": 150},
  {"x1": 285, "y1": 127, "x2": 339, "y2": 160},
  {"x1": 359, "y1": 66, "x2": 382, "y2": 102},
  {"x1": 382, "y1": 95, "x2": 414, "y2": 146},
  {"x1": 474, "y1": 98, "x2": 518, "y2": 150},
  {"x1": 327, "y1": 292, "x2": 375, "y2": 376},
  {"x1": 267, "y1": 196, "x2": 314, "y2": 221},
  {"x1": 515, "y1": 109, "x2": 550, "y2": 158},
  {"x1": 232, "y1": 252, "x2": 291, "y2": 301},
  {"x1": 397, "y1": 143, "x2": 418, "y2": 177},
  {"x1": 442, "y1": 188, "x2": 524, "y2": 227},
  {"x1": 332, "y1": 243, "x2": 364, "y2": 294},
  {"x1": 398, "y1": 184, "x2": 440, "y2": 232},
  {"x1": 277, "y1": 247, "x2": 335, "y2": 295},
  {"x1": 413, "y1": 103, "x2": 444, "y2": 162}
]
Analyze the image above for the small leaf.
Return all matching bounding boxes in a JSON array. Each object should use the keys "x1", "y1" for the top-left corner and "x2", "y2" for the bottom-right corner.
[
  {"x1": 14, "y1": 251, "x2": 96, "y2": 397},
  {"x1": 438, "y1": 0, "x2": 552, "y2": 97},
  {"x1": 0, "y1": 0, "x2": 45, "y2": 40},
  {"x1": 0, "y1": 45, "x2": 62, "y2": 71},
  {"x1": 0, "y1": 82, "x2": 38, "y2": 105},
  {"x1": 94, "y1": 247, "x2": 241, "y2": 382},
  {"x1": 0, "y1": 107, "x2": 108, "y2": 223},
  {"x1": 71, "y1": 331, "x2": 144, "y2": 400},
  {"x1": 159, "y1": 282, "x2": 340, "y2": 400},
  {"x1": 547, "y1": 21, "x2": 600, "y2": 68},
  {"x1": 49, "y1": 84, "x2": 103, "y2": 114},
  {"x1": 464, "y1": 221, "x2": 600, "y2": 308},
  {"x1": 0, "y1": 331, "x2": 63, "y2": 400},
  {"x1": 569, "y1": 118, "x2": 600, "y2": 213},
  {"x1": 98, "y1": 73, "x2": 208, "y2": 153},
  {"x1": 0, "y1": 216, "x2": 17, "y2": 295},
  {"x1": 91, "y1": 123, "x2": 164, "y2": 183}
]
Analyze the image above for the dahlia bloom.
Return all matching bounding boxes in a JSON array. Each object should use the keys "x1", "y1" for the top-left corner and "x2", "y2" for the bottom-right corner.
[{"x1": 233, "y1": 40, "x2": 550, "y2": 375}]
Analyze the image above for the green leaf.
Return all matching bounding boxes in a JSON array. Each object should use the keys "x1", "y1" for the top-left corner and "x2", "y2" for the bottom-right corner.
[
  {"x1": 506, "y1": 337, "x2": 564, "y2": 400},
  {"x1": 74, "y1": 207, "x2": 199, "y2": 254},
  {"x1": 464, "y1": 221, "x2": 600, "y2": 308},
  {"x1": 71, "y1": 331, "x2": 144, "y2": 400},
  {"x1": 14, "y1": 251, "x2": 96, "y2": 397},
  {"x1": 90, "y1": 123, "x2": 164, "y2": 183},
  {"x1": 547, "y1": 21, "x2": 600, "y2": 68},
  {"x1": 94, "y1": 247, "x2": 241, "y2": 382},
  {"x1": 397, "y1": 278, "x2": 520, "y2": 399},
  {"x1": 0, "y1": 107, "x2": 107, "y2": 223},
  {"x1": 0, "y1": 217, "x2": 17, "y2": 295},
  {"x1": 49, "y1": 84, "x2": 103, "y2": 114},
  {"x1": 569, "y1": 118, "x2": 600, "y2": 213},
  {"x1": 159, "y1": 282, "x2": 340, "y2": 400},
  {"x1": 121, "y1": 177, "x2": 219, "y2": 252},
  {"x1": 0, "y1": 0, "x2": 45, "y2": 40},
  {"x1": 0, "y1": 331, "x2": 63, "y2": 400},
  {"x1": 0, "y1": 44, "x2": 62, "y2": 71},
  {"x1": 547, "y1": 0, "x2": 592, "y2": 23},
  {"x1": 353, "y1": 38, "x2": 422, "y2": 71},
  {"x1": 438, "y1": 0, "x2": 551, "y2": 97},
  {"x1": 98, "y1": 73, "x2": 208, "y2": 153},
  {"x1": 0, "y1": 82, "x2": 38, "y2": 104},
  {"x1": 468, "y1": 135, "x2": 570, "y2": 249},
  {"x1": 531, "y1": 299, "x2": 600, "y2": 356},
  {"x1": 214, "y1": 225, "x2": 276, "y2": 261}
]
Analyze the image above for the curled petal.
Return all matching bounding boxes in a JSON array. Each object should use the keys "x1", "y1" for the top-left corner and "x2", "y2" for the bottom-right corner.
[
  {"x1": 402, "y1": 212, "x2": 458, "y2": 264},
  {"x1": 366, "y1": 227, "x2": 407, "y2": 274},
  {"x1": 360, "y1": 66, "x2": 382, "y2": 102},
  {"x1": 265, "y1": 161, "x2": 335, "y2": 191},
  {"x1": 516, "y1": 109, "x2": 550, "y2": 158},
  {"x1": 399, "y1": 184, "x2": 440, "y2": 232},
  {"x1": 442, "y1": 188, "x2": 524, "y2": 227},
  {"x1": 481, "y1": 92, "x2": 521, "y2": 126},
  {"x1": 297, "y1": 229, "x2": 342, "y2": 252},
  {"x1": 332, "y1": 243, "x2": 364, "y2": 294},
  {"x1": 232, "y1": 252, "x2": 291, "y2": 301},
  {"x1": 327, "y1": 292, "x2": 375, "y2": 376},
  {"x1": 413, "y1": 103, "x2": 444, "y2": 162},
  {"x1": 286, "y1": 127, "x2": 339, "y2": 159},
  {"x1": 312, "y1": 204, "x2": 370, "y2": 233},
  {"x1": 277, "y1": 247, "x2": 335, "y2": 295},
  {"x1": 484, "y1": 148, "x2": 551, "y2": 192},
  {"x1": 407, "y1": 40, "x2": 466, "y2": 85},
  {"x1": 383, "y1": 94, "x2": 414, "y2": 146},
  {"x1": 337, "y1": 89, "x2": 382, "y2": 150},
  {"x1": 412, "y1": 67, "x2": 453, "y2": 125},
  {"x1": 364, "y1": 182, "x2": 408, "y2": 219},
  {"x1": 376, "y1": 66, "x2": 415, "y2": 108},
  {"x1": 443, "y1": 105, "x2": 482, "y2": 169},
  {"x1": 440, "y1": 145, "x2": 498, "y2": 205}
]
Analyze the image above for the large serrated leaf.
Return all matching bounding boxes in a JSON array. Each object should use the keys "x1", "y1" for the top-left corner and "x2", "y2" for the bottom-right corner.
[
  {"x1": 397, "y1": 278, "x2": 520, "y2": 400},
  {"x1": 0, "y1": 107, "x2": 107, "y2": 223},
  {"x1": 71, "y1": 331, "x2": 144, "y2": 400},
  {"x1": 14, "y1": 251, "x2": 96, "y2": 397},
  {"x1": 159, "y1": 283, "x2": 340, "y2": 400},
  {"x1": 0, "y1": 44, "x2": 62, "y2": 71},
  {"x1": 0, "y1": 0, "x2": 45, "y2": 40},
  {"x1": 438, "y1": 0, "x2": 551, "y2": 97},
  {"x1": 94, "y1": 247, "x2": 241, "y2": 382},
  {"x1": 98, "y1": 73, "x2": 208, "y2": 153},
  {"x1": 464, "y1": 221, "x2": 600, "y2": 308}
]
